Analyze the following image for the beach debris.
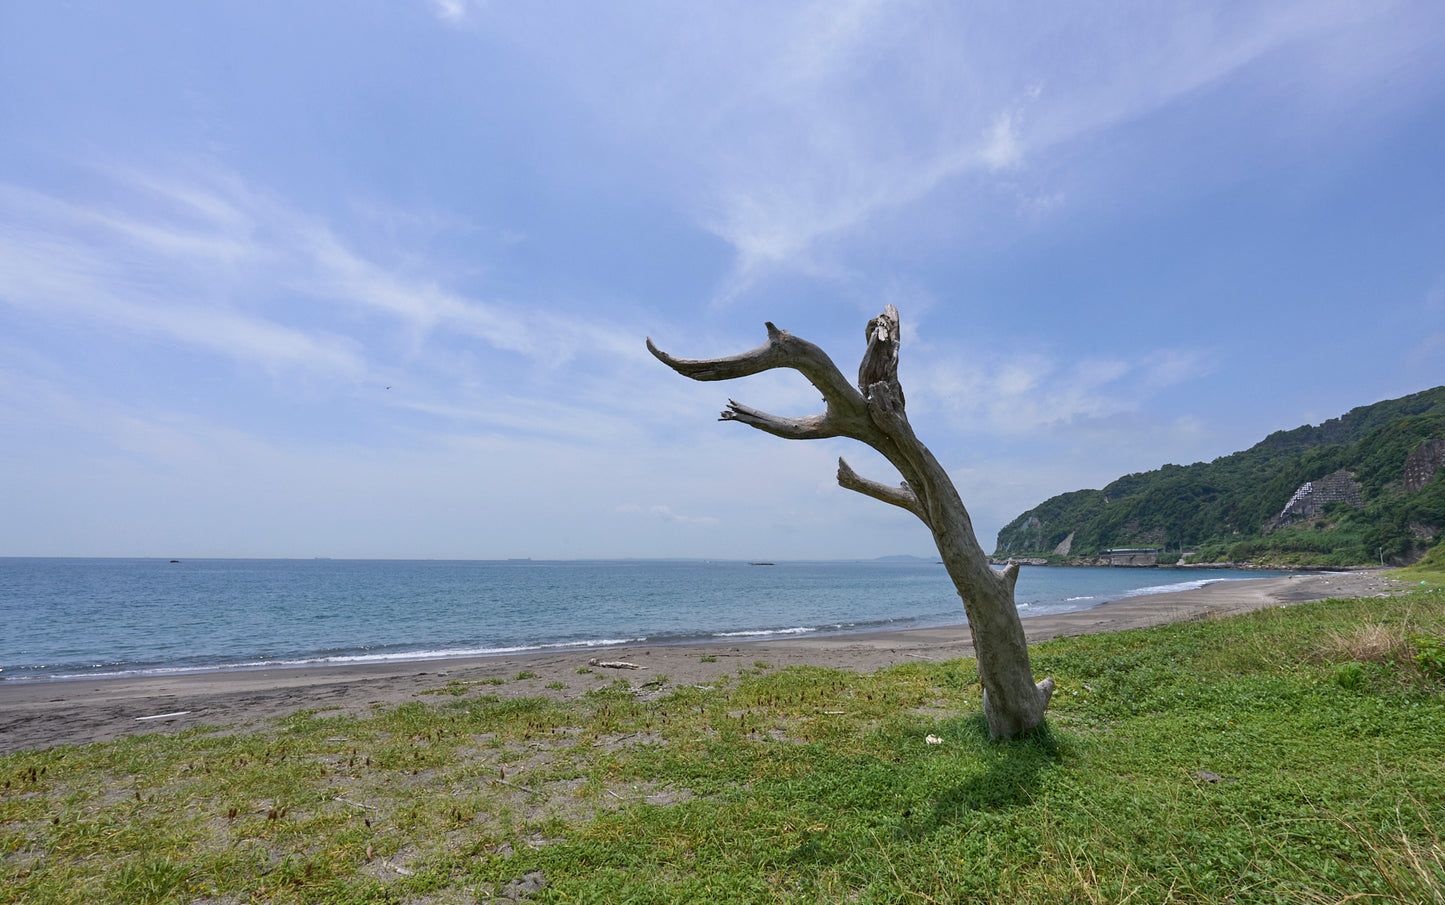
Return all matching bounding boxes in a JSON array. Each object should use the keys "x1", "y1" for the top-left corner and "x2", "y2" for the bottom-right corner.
[
  {"x1": 925, "y1": 734, "x2": 944, "y2": 746},
  {"x1": 588, "y1": 658, "x2": 648, "y2": 670},
  {"x1": 135, "y1": 710, "x2": 191, "y2": 721}
]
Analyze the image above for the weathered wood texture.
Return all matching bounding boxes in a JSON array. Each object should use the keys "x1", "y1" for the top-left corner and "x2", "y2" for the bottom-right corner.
[{"x1": 648, "y1": 307, "x2": 1053, "y2": 738}]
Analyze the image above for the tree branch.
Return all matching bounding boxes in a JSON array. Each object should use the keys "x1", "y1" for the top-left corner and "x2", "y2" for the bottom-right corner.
[
  {"x1": 722, "y1": 401, "x2": 840, "y2": 440},
  {"x1": 1001, "y1": 560, "x2": 1020, "y2": 590},
  {"x1": 836, "y1": 457, "x2": 929, "y2": 525},
  {"x1": 858, "y1": 304, "x2": 902, "y2": 403},
  {"x1": 647, "y1": 324, "x2": 865, "y2": 416}
]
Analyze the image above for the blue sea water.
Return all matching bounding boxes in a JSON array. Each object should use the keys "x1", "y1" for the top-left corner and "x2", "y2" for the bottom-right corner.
[{"x1": 0, "y1": 558, "x2": 1283, "y2": 681}]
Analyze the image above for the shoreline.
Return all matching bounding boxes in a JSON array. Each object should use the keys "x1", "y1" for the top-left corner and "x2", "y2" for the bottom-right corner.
[
  {"x1": 0, "y1": 570, "x2": 1409, "y2": 753},
  {"x1": 1, "y1": 566, "x2": 1302, "y2": 686}
]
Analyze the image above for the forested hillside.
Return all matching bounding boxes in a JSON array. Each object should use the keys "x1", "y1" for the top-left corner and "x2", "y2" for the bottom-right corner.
[{"x1": 994, "y1": 387, "x2": 1445, "y2": 566}]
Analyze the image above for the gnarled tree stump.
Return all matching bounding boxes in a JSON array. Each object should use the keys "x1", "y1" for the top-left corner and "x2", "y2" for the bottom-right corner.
[{"x1": 648, "y1": 307, "x2": 1053, "y2": 738}]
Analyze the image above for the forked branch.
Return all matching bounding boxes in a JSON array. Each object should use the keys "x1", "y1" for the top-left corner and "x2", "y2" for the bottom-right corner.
[
  {"x1": 646, "y1": 323, "x2": 863, "y2": 413},
  {"x1": 650, "y1": 317, "x2": 932, "y2": 505}
]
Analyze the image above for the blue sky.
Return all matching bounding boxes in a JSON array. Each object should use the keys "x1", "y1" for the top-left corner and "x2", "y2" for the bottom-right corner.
[{"x1": 2, "y1": 1, "x2": 1443, "y2": 559}]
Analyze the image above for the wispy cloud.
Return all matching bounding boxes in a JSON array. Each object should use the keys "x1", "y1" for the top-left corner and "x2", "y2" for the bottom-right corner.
[
  {"x1": 0, "y1": 161, "x2": 724, "y2": 489},
  {"x1": 0, "y1": 203, "x2": 366, "y2": 379},
  {"x1": 431, "y1": 0, "x2": 471, "y2": 25},
  {"x1": 478, "y1": 2, "x2": 1436, "y2": 304},
  {"x1": 616, "y1": 503, "x2": 719, "y2": 527},
  {"x1": 0, "y1": 163, "x2": 651, "y2": 386},
  {"x1": 1406, "y1": 333, "x2": 1445, "y2": 372},
  {"x1": 914, "y1": 345, "x2": 1213, "y2": 436}
]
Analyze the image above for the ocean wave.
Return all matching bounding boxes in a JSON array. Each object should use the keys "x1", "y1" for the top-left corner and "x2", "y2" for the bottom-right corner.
[
  {"x1": 1117, "y1": 577, "x2": 1245, "y2": 599},
  {"x1": 279, "y1": 637, "x2": 646, "y2": 666},
  {"x1": 16, "y1": 636, "x2": 650, "y2": 682},
  {"x1": 711, "y1": 626, "x2": 817, "y2": 638}
]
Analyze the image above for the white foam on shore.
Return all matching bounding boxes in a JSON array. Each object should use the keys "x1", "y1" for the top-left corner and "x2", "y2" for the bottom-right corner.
[
  {"x1": 1116, "y1": 577, "x2": 1246, "y2": 599},
  {"x1": 280, "y1": 637, "x2": 644, "y2": 666},
  {"x1": 28, "y1": 637, "x2": 647, "y2": 681},
  {"x1": 712, "y1": 626, "x2": 816, "y2": 638}
]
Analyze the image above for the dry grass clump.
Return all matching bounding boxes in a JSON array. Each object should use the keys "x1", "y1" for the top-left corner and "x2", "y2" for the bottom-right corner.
[
  {"x1": 1307, "y1": 605, "x2": 1445, "y2": 689},
  {"x1": 1313, "y1": 621, "x2": 1413, "y2": 666}
]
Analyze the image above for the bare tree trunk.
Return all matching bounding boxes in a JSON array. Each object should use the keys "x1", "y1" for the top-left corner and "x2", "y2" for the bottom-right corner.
[{"x1": 648, "y1": 307, "x2": 1053, "y2": 739}]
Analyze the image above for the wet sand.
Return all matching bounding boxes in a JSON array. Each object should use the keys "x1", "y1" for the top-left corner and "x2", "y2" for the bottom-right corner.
[{"x1": 0, "y1": 569, "x2": 1410, "y2": 753}]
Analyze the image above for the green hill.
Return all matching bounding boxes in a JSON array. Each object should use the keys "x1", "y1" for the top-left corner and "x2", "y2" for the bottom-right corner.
[{"x1": 993, "y1": 386, "x2": 1445, "y2": 567}]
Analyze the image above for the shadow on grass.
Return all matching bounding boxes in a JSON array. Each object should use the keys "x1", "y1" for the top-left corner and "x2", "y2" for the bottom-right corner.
[
  {"x1": 897, "y1": 715, "x2": 1066, "y2": 840},
  {"x1": 786, "y1": 716, "x2": 1068, "y2": 865}
]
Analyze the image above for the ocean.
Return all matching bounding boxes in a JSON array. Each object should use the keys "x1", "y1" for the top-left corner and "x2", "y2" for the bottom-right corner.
[{"x1": 0, "y1": 558, "x2": 1283, "y2": 681}]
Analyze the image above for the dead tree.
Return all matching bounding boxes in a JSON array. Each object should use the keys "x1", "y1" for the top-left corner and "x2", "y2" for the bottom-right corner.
[{"x1": 648, "y1": 306, "x2": 1053, "y2": 738}]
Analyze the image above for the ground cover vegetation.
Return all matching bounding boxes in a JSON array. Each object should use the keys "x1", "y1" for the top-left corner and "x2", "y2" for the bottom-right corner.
[
  {"x1": 1399, "y1": 542, "x2": 1445, "y2": 583},
  {"x1": 994, "y1": 387, "x2": 1445, "y2": 567},
  {"x1": 3, "y1": 590, "x2": 1444, "y2": 904}
]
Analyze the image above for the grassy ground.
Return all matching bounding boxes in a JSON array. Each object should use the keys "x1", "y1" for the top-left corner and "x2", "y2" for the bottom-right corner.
[{"x1": 3, "y1": 588, "x2": 1444, "y2": 904}]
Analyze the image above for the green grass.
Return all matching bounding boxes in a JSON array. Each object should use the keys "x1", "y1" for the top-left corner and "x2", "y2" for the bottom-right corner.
[
  {"x1": 4, "y1": 591, "x2": 1444, "y2": 903},
  {"x1": 1396, "y1": 539, "x2": 1445, "y2": 585}
]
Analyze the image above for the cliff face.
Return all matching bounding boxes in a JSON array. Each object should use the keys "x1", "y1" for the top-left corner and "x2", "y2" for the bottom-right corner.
[
  {"x1": 994, "y1": 387, "x2": 1445, "y2": 566},
  {"x1": 1405, "y1": 438, "x2": 1445, "y2": 492},
  {"x1": 1266, "y1": 469, "x2": 1363, "y2": 533}
]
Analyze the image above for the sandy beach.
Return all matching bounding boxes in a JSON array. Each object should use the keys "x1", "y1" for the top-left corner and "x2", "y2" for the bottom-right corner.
[{"x1": 0, "y1": 569, "x2": 1410, "y2": 754}]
